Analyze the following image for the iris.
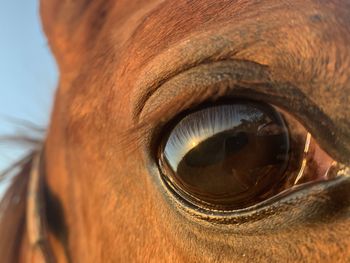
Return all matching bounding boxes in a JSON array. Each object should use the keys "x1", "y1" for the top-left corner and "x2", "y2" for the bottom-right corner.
[{"x1": 159, "y1": 102, "x2": 290, "y2": 210}]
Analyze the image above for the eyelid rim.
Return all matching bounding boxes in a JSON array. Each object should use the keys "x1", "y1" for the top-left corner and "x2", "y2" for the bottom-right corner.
[
  {"x1": 158, "y1": 166, "x2": 350, "y2": 228},
  {"x1": 136, "y1": 60, "x2": 350, "y2": 165}
]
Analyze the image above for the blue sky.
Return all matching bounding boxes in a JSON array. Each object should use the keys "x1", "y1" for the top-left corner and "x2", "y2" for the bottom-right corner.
[{"x1": 0, "y1": 0, "x2": 58, "y2": 194}]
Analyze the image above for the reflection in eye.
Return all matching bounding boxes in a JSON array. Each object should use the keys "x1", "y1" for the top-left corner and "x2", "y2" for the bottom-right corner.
[{"x1": 158, "y1": 101, "x2": 335, "y2": 211}]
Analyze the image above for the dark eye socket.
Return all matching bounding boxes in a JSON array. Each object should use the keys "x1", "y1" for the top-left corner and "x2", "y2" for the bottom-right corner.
[{"x1": 157, "y1": 100, "x2": 335, "y2": 211}]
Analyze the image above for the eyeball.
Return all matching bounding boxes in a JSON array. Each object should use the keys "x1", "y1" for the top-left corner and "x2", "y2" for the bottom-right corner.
[{"x1": 158, "y1": 102, "x2": 291, "y2": 210}]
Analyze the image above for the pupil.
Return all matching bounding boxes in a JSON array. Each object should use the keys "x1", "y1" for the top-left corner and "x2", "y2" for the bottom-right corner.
[{"x1": 160, "y1": 103, "x2": 290, "y2": 210}]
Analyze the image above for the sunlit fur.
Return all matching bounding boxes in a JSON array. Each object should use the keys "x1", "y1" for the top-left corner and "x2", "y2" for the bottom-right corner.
[{"x1": 0, "y1": 0, "x2": 350, "y2": 262}]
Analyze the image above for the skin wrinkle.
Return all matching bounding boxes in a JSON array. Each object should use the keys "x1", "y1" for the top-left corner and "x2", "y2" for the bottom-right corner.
[{"x1": 0, "y1": 0, "x2": 347, "y2": 262}]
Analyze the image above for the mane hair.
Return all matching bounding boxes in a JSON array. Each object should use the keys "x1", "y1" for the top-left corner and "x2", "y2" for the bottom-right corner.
[
  {"x1": 0, "y1": 153, "x2": 34, "y2": 263},
  {"x1": 0, "y1": 122, "x2": 45, "y2": 263}
]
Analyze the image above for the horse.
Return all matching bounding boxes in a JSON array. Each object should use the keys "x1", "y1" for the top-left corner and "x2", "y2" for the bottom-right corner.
[{"x1": 1, "y1": 0, "x2": 350, "y2": 262}]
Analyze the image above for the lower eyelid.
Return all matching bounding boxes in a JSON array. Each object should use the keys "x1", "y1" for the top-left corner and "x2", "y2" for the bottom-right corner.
[{"x1": 155, "y1": 168, "x2": 350, "y2": 227}]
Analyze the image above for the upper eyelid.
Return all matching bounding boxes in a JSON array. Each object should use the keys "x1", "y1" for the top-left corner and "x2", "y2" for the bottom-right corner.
[
  {"x1": 130, "y1": 24, "x2": 261, "y2": 121},
  {"x1": 135, "y1": 59, "x2": 270, "y2": 122},
  {"x1": 134, "y1": 60, "x2": 349, "y2": 165}
]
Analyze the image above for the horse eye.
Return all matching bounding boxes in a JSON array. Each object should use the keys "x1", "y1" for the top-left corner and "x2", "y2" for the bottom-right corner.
[{"x1": 157, "y1": 101, "x2": 334, "y2": 211}]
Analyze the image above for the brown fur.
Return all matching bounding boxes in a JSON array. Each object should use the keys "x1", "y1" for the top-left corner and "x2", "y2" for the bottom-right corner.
[{"x1": 1, "y1": 0, "x2": 350, "y2": 262}]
